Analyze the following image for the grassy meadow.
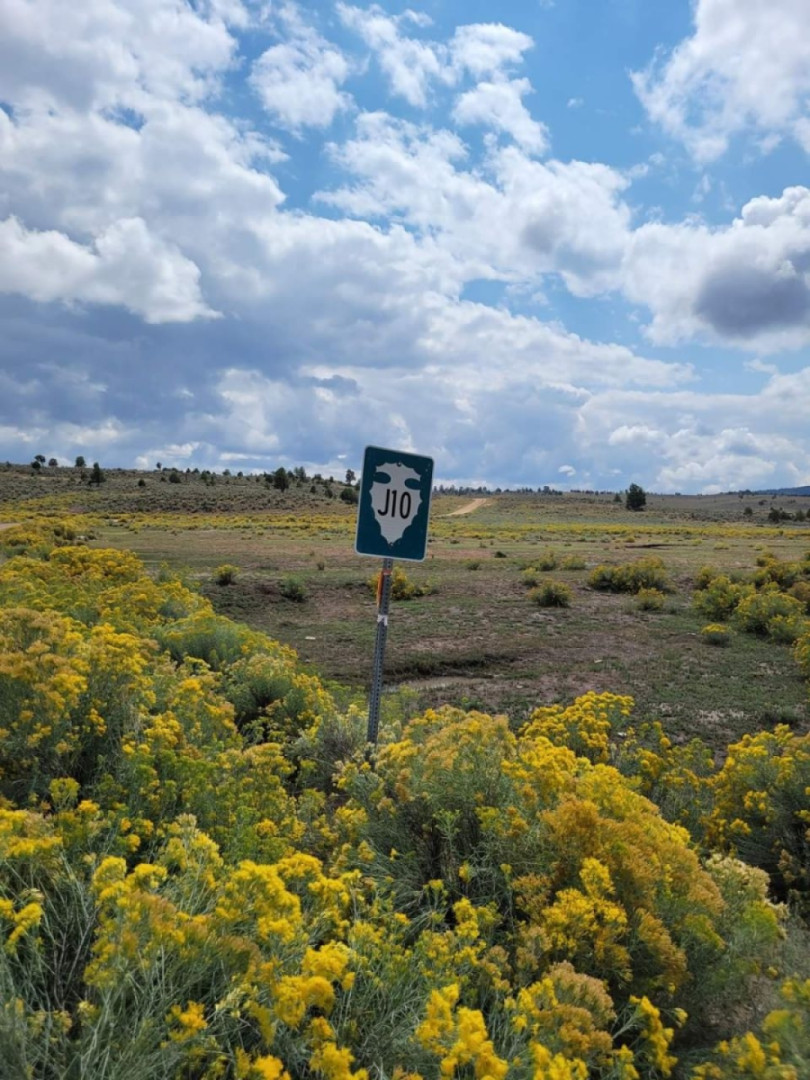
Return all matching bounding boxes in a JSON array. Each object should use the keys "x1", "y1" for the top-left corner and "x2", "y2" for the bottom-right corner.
[
  {"x1": 8, "y1": 464, "x2": 805, "y2": 746},
  {"x1": 0, "y1": 462, "x2": 809, "y2": 1078}
]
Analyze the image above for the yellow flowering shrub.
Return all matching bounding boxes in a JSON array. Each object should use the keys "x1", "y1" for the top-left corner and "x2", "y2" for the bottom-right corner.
[
  {"x1": 339, "y1": 698, "x2": 780, "y2": 1054},
  {"x1": 524, "y1": 692, "x2": 633, "y2": 764},
  {"x1": 588, "y1": 558, "x2": 671, "y2": 594},
  {"x1": 610, "y1": 717, "x2": 715, "y2": 835},
  {"x1": 505, "y1": 962, "x2": 615, "y2": 1066},
  {"x1": 417, "y1": 984, "x2": 508, "y2": 1079},
  {"x1": 794, "y1": 627, "x2": 810, "y2": 678},
  {"x1": 0, "y1": 525, "x2": 808, "y2": 1079},
  {"x1": 706, "y1": 727, "x2": 810, "y2": 912}
]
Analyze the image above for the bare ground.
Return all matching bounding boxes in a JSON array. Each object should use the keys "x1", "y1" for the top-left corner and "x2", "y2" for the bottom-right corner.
[{"x1": 444, "y1": 498, "x2": 491, "y2": 516}]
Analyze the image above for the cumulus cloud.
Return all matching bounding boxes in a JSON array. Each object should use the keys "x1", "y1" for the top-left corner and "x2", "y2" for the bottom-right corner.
[
  {"x1": 449, "y1": 23, "x2": 534, "y2": 78},
  {"x1": 320, "y1": 114, "x2": 630, "y2": 294},
  {"x1": 337, "y1": 3, "x2": 448, "y2": 107},
  {"x1": 0, "y1": 0, "x2": 241, "y2": 112},
  {"x1": 250, "y1": 3, "x2": 353, "y2": 130},
  {"x1": 452, "y1": 78, "x2": 549, "y2": 154},
  {"x1": 337, "y1": 5, "x2": 539, "y2": 121},
  {"x1": 578, "y1": 379, "x2": 810, "y2": 493},
  {"x1": 624, "y1": 187, "x2": 810, "y2": 349},
  {"x1": 0, "y1": 215, "x2": 215, "y2": 322},
  {"x1": 633, "y1": 0, "x2": 810, "y2": 160}
]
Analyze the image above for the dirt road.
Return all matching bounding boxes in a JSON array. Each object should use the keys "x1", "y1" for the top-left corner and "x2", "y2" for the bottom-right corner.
[{"x1": 445, "y1": 498, "x2": 490, "y2": 517}]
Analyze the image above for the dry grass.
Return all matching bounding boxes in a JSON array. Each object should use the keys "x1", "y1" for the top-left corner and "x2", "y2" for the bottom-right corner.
[{"x1": 2, "y1": 467, "x2": 809, "y2": 749}]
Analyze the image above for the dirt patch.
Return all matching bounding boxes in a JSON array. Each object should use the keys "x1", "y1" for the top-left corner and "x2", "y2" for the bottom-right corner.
[
  {"x1": 0, "y1": 523, "x2": 20, "y2": 531},
  {"x1": 445, "y1": 498, "x2": 491, "y2": 517}
]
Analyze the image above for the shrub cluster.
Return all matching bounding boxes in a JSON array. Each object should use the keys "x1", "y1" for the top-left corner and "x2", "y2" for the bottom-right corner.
[
  {"x1": 528, "y1": 581, "x2": 572, "y2": 608},
  {"x1": 701, "y1": 623, "x2": 730, "y2": 647},
  {"x1": 213, "y1": 563, "x2": 238, "y2": 586},
  {"x1": 694, "y1": 553, "x2": 810, "y2": 644},
  {"x1": 559, "y1": 554, "x2": 586, "y2": 571},
  {"x1": 588, "y1": 557, "x2": 672, "y2": 594},
  {"x1": 0, "y1": 526, "x2": 808, "y2": 1079},
  {"x1": 635, "y1": 587, "x2": 665, "y2": 612},
  {"x1": 368, "y1": 566, "x2": 434, "y2": 601},
  {"x1": 535, "y1": 550, "x2": 558, "y2": 571},
  {"x1": 280, "y1": 574, "x2": 308, "y2": 602}
]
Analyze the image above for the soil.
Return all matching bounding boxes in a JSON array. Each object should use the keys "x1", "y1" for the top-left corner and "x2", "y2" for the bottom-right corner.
[{"x1": 444, "y1": 498, "x2": 491, "y2": 517}]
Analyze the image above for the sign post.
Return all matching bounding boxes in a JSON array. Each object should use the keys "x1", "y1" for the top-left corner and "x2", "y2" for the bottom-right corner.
[
  {"x1": 355, "y1": 446, "x2": 434, "y2": 744},
  {"x1": 366, "y1": 557, "x2": 393, "y2": 745}
]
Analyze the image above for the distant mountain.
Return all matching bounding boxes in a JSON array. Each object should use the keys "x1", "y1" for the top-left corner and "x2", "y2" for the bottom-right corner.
[{"x1": 756, "y1": 486, "x2": 810, "y2": 496}]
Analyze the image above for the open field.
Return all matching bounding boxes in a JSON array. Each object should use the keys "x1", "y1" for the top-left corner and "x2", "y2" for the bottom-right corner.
[{"x1": 2, "y1": 464, "x2": 809, "y2": 751}]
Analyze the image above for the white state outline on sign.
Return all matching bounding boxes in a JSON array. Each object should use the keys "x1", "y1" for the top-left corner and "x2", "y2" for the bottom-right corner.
[{"x1": 369, "y1": 460, "x2": 423, "y2": 545}]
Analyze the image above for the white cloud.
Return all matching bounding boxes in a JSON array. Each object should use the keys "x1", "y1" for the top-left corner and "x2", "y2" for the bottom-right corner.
[
  {"x1": 0, "y1": 215, "x2": 216, "y2": 322},
  {"x1": 250, "y1": 3, "x2": 352, "y2": 130},
  {"x1": 578, "y1": 378, "x2": 810, "y2": 492},
  {"x1": 744, "y1": 358, "x2": 778, "y2": 376},
  {"x1": 453, "y1": 78, "x2": 549, "y2": 154},
  {"x1": 607, "y1": 424, "x2": 664, "y2": 447},
  {"x1": 321, "y1": 114, "x2": 631, "y2": 294},
  {"x1": 633, "y1": 0, "x2": 810, "y2": 160},
  {"x1": 624, "y1": 186, "x2": 810, "y2": 349},
  {"x1": 337, "y1": 3, "x2": 447, "y2": 107},
  {"x1": 449, "y1": 23, "x2": 534, "y2": 78},
  {"x1": 0, "y1": 99, "x2": 286, "y2": 284},
  {"x1": 337, "y1": 7, "x2": 537, "y2": 109},
  {"x1": 0, "y1": 0, "x2": 240, "y2": 113}
]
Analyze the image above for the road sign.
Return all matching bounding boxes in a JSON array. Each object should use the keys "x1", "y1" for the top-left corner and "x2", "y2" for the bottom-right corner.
[{"x1": 355, "y1": 446, "x2": 434, "y2": 561}]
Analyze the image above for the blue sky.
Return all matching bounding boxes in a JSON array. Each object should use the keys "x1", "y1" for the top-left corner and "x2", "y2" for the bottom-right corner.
[{"x1": 1, "y1": 0, "x2": 809, "y2": 492}]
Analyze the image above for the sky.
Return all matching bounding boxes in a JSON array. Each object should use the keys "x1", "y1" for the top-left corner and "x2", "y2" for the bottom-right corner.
[{"x1": 1, "y1": 0, "x2": 809, "y2": 493}]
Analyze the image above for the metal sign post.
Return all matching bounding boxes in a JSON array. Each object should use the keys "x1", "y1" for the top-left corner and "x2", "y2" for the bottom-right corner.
[
  {"x1": 367, "y1": 558, "x2": 393, "y2": 744},
  {"x1": 355, "y1": 446, "x2": 434, "y2": 746}
]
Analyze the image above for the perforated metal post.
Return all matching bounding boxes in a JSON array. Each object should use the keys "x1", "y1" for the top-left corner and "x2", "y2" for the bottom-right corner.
[{"x1": 367, "y1": 557, "x2": 394, "y2": 745}]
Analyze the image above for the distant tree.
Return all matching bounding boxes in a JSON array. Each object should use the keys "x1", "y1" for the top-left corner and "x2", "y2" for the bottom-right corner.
[
  {"x1": 89, "y1": 462, "x2": 105, "y2": 486},
  {"x1": 48, "y1": 458, "x2": 58, "y2": 468},
  {"x1": 613, "y1": 493, "x2": 622, "y2": 503},
  {"x1": 168, "y1": 470, "x2": 182, "y2": 484},
  {"x1": 156, "y1": 462, "x2": 162, "y2": 471},
  {"x1": 30, "y1": 459, "x2": 41, "y2": 471},
  {"x1": 137, "y1": 478, "x2": 146, "y2": 488},
  {"x1": 345, "y1": 468, "x2": 356, "y2": 485},
  {"x1": 743, "y1": 506, "x2": 753, "y2": 517},
  {"x1": 75, "y1": 456, "x2": 86, "y2": 469},
  {"x1": 340, "y1": 486, "x2": 359, "y2": 504},
  {"x1": 272, "y1": 467, "x2": 288, "y2": 492},
  {"x1": 625, "y1": 483, "x2": 647, "y2": 511},
  {"x1": 34, "y1": 454, "x2": 46, "y2": 464}
]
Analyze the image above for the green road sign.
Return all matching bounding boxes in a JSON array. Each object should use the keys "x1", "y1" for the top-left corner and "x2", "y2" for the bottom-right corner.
[{"x1": 355, "y1": 446, "x2": 434, "y2": 561}]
